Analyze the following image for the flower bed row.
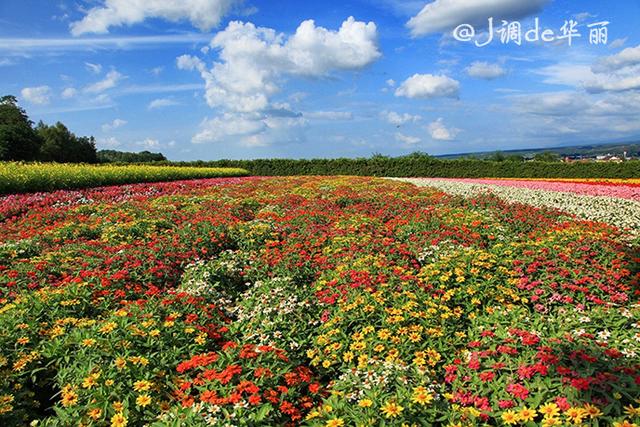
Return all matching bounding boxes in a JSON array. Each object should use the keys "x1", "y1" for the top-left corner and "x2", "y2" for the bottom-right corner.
[
  {"x1": 0, "y1": 176, "x2": 639, "y2": 426},
  {"x1": 397, "y1": 178, "x2": 640, "y2": 234},
  {"x1": 422, "y1": 178, "x2": 640, "y2": 202}
]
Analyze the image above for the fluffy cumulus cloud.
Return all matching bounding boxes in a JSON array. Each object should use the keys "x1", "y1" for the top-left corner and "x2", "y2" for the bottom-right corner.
[
  {"x1": 70, "y1": 0, "x2": 239, "y2": 36},
  {"x1": 21, "y1": 86, "x2": 52, "y2": 105},
  {"x1": 586, "y1": 44, "x2": 640, "y2": 93},
  {"x1": 466, "y1": 61, "x2": 506, "y2": 80},
  {"x1": 592, "y1": 45, "x2": 640, "y2": 73},
  {"x1": 428, "y1": 118, "x2": 459, "y2": 141},
  {"x1": 84, "y1": 70, "x2": 125, "y2": 93},
  {"x1": 395, "y1": 74, "x2": 459, "y2": 99},
  {"x1": 407, "y1": 0, "x2": 550, "y2": 37},
  {"x1": 101, "y1": 118, "x2": 127, "y2": 132},
  {"x1": 395, "y1": 132, "x2": 421, "y2": 145},
  {"x1": 382, "y1": 110, "x2": 421, "y2": 126},
  {"x1": 510, "y1": 90, "x2": 640, "y2": 138},
  {"x1": 179, "y1": 17, "x2": 381, "y2": 144}
]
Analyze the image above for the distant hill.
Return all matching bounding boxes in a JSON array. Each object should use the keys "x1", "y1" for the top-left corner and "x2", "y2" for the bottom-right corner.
[{"x1": 438, "y1": 142, "x2": 640, "y2": 160}]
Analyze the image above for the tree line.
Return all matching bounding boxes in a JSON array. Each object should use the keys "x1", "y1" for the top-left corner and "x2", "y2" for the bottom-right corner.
[{"x1": 0, "y1": 95, "x2": 166, "y2": 164}]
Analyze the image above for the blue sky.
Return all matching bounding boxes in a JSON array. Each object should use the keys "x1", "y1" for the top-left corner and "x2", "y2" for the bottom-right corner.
[{"x1": 1, "y1": 0, "x2": 640, "y2": 160}]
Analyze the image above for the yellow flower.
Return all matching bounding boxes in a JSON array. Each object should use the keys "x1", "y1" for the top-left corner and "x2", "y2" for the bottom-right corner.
[
  {"x1": 541, "y1": 416, "x2": 561, "y2": 426},
  {"x1": 105, "y1": 379, "x2": 114, "y2": 386},
  {"x1": 115, "y1": 357, "x2": 127, "y2": 370},
  {"x1": 194, "y1": 333, "x2": 206, "y2": 345},
  {"x1": 325, "y1": 418, "x2": 345, "y2": 427},
  {"x1": 613, "y1": 422, "x2": 638, "y2": 427},
  {"x1": 133, "y1": 380, "x2": 152, "y2": 392},
  {"x1": 411, "y1": 387, "x2": 434, "y2": 405},
  {"x1": 87, "y1": 408, "x2": 102, "y2": 420},
  {"x1": 358, "y1": 399, "x2": 373, "y2": 408},
  {"x1": 565, "y1": 407, "x2": 587, "y2": 424},
  {"x1": 82, "y1": 372, "x2": 100, "y2": 389},
  {"x1": 61, "y1": 390, "x2": 78, "y2": 407},
  {"x1": 624, "y1": 405, "x2": 640, "y2": 417},
  {"x1": 81, "y1": 338, "x2": 96, "y2": 347},
  {"x1": 136, "y1": 394, "x2": 152, "y2": 407},
  {"x1": 343, "y1": 351, "x2": 354, "y2": 362},
  {"x1": 518, "y1": 406, "x2": 537, "y2": 423},
  {"x1": 381, "y1": 401, "x2": 404, "y2": 418},
  {"x1": 378, "y1": 329, "x2": 391, "y2": 340},
  {"x1": 583, "y1": 403, "x2": 602, "y2": 418},
  {"x1": 501, "y1": 410, "x2": 518, "y2": 425},
  {"x1": 110, "y1": 412, "x2": 127, "y2": 427},
  {"x1": 149, "y1": 329, "x2": 160, "y2": 337},
  {"x1": 539, "y1": 403, "x2": 560, "y2": 418},
  {"x1": 99, "y1": 322, "x2": 117, "y2": 333},
  {"x1": 16, "y1": 337, "x2": 29, "y2": 345}
]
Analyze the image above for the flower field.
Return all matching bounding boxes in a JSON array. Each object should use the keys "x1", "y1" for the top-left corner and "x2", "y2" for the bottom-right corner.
[{"x1": 0, "y1": 176, "x2": 639, "y2": 426}]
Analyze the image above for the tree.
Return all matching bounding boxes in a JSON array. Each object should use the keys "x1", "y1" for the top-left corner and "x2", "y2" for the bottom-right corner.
[
  {"x1": 0, "y1": 95, "x2": 42, "y2": 161},
  {"x1": 533, "y1": 152, "x2": 560, "y2": 162},
  {"x1": 97, "y1": 150, "x2": 167, "y2": 163},
  {"x1": 36, "y1": 121, "x2": 97, "y2": 163}
]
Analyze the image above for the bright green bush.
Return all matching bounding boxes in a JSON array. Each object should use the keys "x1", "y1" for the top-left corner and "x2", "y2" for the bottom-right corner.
[{"x1": 160, "y1": 157, "x2": 640, "y2": 179}]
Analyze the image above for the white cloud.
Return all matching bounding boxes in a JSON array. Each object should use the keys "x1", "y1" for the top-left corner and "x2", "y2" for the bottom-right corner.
[
  {"x1": 61, "y1": 87, "x2": 77, "y2": 99},
  {"x1": 407, "y1": 0, "x2": 550, "y2": 37},
  {"x1": 192, "y1": 114, "x2": 268, "y2": 143},
  {"x1": 304, "y1": 111, "x2": 353, "y2": 120},
  {"x1": 148, "y1": 98, "x2": 180, "y2": 109},
  {"x1": 395, "y1": 132, "x2": 421, "y2": 145},
  {"x1": 85, "y1": 62, "x2": 102, "y2": 74},
  {"x1": 150, "y1": 66, "x2": 164, "y2": 76},
  {"x1": 70, "y1": 0, "x2": 239, "y2": 36},
  {"x1": 289, "y1": 91, "x2": 308, "y2": 102},
  {"x1": 534, "y1": 63, "x2": 595, "y2": 87},
  {"x1": 395, "y1": 74, "x2": 459, "y2": 99},
  {"x1": 608, "y1": 38, "x2": 627, "y2": 50},
  {"x1": 21, "y1": 86, "x2": 52, "y2": 105},
  {"x1": 180, "y1": 16, "x2": 380, "y2": 146},
  {"x1": 137, "y1": 138, "x2": 161, "y2": 149},
  {"x1": 382, "y1": 110, "x2": 421, "y2": 126},
  {"x1": 510, "y1": 90, "x2": 640, "y2": 138},
  {"x1": 466, "y1": 61, "x2": 506, "y2": 80},
  {"x1": 84, "y1": 70, "x2": 125, "y2": 93},
  {"x1": 592, "y1": 44, "x2": 640, "y2": 73},
  {"x1": 428, "y1": 118, "x2": 459, "y2": 141},
  {"x1": 585, "y1": 74, "x2": 640, "y2": 93},
  {"x1": 97, "y1": 136, "x2": 121, "y2": 148},
  {"x1": 179, "y1": 17, "x2": 380, "y2": 114},
  {"x1": 101, "y1": 118, "x2": 127, "y2": 132},
  {"x1": 386, "y1": 79, "x2": 396, "y2": 87},
  {"x1": 0, "y1": 34, "x2": 211, "y2": 52}
]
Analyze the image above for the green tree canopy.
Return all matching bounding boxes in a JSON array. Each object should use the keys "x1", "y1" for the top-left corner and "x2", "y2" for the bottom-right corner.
[
  {"x1": 36, "y1": 121, "x2": 97, "y2": 163},
  {"x1": 0, "y1": 95, "x2": 42, "y2": 161}
]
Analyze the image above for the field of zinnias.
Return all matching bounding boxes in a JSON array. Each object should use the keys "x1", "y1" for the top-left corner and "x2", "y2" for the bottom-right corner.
[{"x1": 0, "y1": 176, "x2": 639, "y2": 426}]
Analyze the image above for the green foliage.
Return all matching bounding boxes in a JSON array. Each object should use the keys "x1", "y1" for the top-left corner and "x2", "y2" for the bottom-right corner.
[
  {"x1": 157, "y1": 156, "x2": 640, "y2": 179},
  {"x1": 97, "y1": 150, "x2": 167, "y2": 164},
  {"x1": 533, "y1": 151, "x2": 561, "y2": 162},
  {"x1": 36, "y1": 122, "x2": 97, "y2": 164},
  {"x1": 0, "y1": 96, "x2": 41, "y2": 161},
  {"x1": 0, "y1": 163, "x2": 249, "y2": 194}
]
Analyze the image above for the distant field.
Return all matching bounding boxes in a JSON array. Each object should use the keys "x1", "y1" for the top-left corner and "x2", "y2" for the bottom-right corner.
[{"x1": 0, "y1": 162, "x2": 249, "y2": 194}]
